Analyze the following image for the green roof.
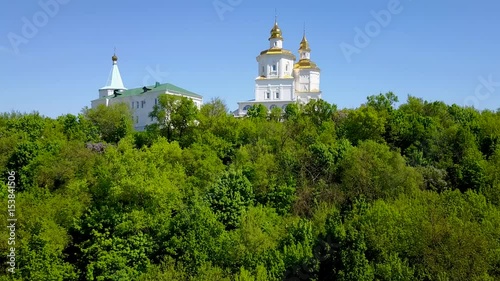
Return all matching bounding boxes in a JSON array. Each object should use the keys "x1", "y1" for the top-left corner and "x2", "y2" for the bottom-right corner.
[{"x1": 104, "y1": 82, "x2": 202, "y2": 99}]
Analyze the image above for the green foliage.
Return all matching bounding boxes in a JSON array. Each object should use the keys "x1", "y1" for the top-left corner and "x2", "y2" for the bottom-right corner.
[
  {"x1": 148, "y1": 94, "x2": 198, "y2": 144},
  {"x1": 57, "y1": 113, "x2": 99, "y2": 142},
  {"x1": 366, "y1": 92, "x2": 399, "y2": 112},
  {"x1": 164, "y1": 202, "x2": 226, "y2": 274},
  {"x1": 246, "y1": 104, "x2": 268, "y2": 119},
  {"x1": 303, "y1": 99, "x2": 337, "y2": 126},
  {"x1": 207, "y1": 169, "x2": 254, "y2": 229},
  {"x1": 6, "y1": 111, "x2": 48, "y2": 141},
  {"x1": 268, "y1": 106, "x2": 283, "y2": 122},
  {"x1": 342, "y1": 106, "x2": 386, "y2": 145},
  {"x1": 3, "y1": 95, "x2": 500, "y2": 280},
  {"x1": 339, "y1": 140, "x2": 423, "y2": 202},
  {"x1": 82, "y1": 103, "x2": 134, "y2": 143},
  {"x1": 283, "y1": 103, "x2": 300, "y2": 120}
]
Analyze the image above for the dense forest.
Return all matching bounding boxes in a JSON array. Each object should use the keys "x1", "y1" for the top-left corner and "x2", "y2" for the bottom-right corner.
[{"x1": 1, "y1": 93, "x2": 500, "y2": 280}]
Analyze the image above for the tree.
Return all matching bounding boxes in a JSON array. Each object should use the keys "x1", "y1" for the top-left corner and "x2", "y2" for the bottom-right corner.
[
  {"x1": 366, "y1": 92, "x2": 399, "y2": 113},
  {"x1": 148, "y1": 95, "x2": 198, "y2": 143},
  {"x1": 246, "y1": 104, "x2": 268, "y2": 119},
  {"x1": 199, "y1": 97, "x2": 228, "y2": 120},
  {"x1": 341, "y1": 106, "x2": 386, "y2": 145},
  {"x1": 303, "y1": 99, "x2": 336, "y2": 127},
  {"x1": 339, "y1": 140, "x2": 422, "y2": 201},
  {"x1": 283, "y1": 103, "x2": 300, "y2": 121},
  {"x1": 82, "y1": 103, "x2": 134, "y2": 143},
  {"x1": 269, "y1": 107, "x2": 283, "y2": 122},
  {"x1": 207, "y1": 169, "x2": 254, "y2": 230},
  {"x1": 57, "y1": 113, "x2": 99, "y2": 142}
]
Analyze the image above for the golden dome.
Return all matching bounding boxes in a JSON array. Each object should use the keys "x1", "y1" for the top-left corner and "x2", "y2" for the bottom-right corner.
[
  {"x1": 299, "y1": 35, "x2": 311, "y2": 52},
  {"x1": 112, "y1": 54, "x2": 118, "y2": 62},
  {"x1": 269, "y1": 21, "x2": 283, "y2": 40}
]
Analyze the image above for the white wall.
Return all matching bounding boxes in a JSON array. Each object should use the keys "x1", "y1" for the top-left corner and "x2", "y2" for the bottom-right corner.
[
  {"x1": 255, "y1": 78, "x2": 295, "y2": 102},
  {"x1": 310, "y1": 71, "x2": 320, "y2": 92},
  {"x1": 257, "y1": 55, "x2": 295, "y2": 79}
]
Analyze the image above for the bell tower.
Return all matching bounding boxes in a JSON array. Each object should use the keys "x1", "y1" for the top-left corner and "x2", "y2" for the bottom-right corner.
[
  {"x1": 293, "y1": 29, "x2": 321, "y2": 102},
  {"x1": 269, "y1": 16, "x2": 283, "y2": 49},
  {"x1": 99, "y1": 51, "x2": 127, "y2": 98}
]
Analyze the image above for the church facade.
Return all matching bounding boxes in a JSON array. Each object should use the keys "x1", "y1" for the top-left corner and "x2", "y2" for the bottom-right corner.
[
  {"x1": 90, "y1": 54, "x2": 203, "y2": 131},
  {"x1": 235, "y1": 19, "x2": 321, "y2": 116}
]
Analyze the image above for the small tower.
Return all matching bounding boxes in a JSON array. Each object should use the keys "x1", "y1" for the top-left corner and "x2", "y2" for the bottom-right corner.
[
  {"x1": 99, "y1": 51, "x2": 126, "y2": 98},
  {"x1": 294, "y1": 28, "x2": 321, "y2": 102},
  {"x1": 299, "y1": 31, "x2": 311, "y2": 60}
]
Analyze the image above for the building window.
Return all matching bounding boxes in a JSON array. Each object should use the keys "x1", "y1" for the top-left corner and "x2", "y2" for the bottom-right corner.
[
  {"x1": 136, "y1": 101, "x2": 139, "y2": 109},
  {"x1": 272, "y1": 64, "x2": 277, "y2": 71},
  {"x1": 270, "y1": 105, "x2": 277, "y2": 109},
  {"x1": 243, "y1": 105, "x2": 251, "y2": 111},
  {"x1": 135, "y1": 116, "x2": 139, "y2": 124},
  {"x1": 155, "y1": 98, "x2": 158, "y2": 105},
  {"x1": 131, "y1": 102, "x2": 134, "y2": 108},
  {"x1": 266, "y1": 92, "x2": 270, "y2": 99},
  {"x1": 282, "y1": 104, "x2": 288, "y2": 110},
  {"x1": 275, "y1": 92, "x2": 280, "y2": 99},
  {"x1": 262, "y1": 66, "x2": 265, "y2": 74},
  {"x1": 150, "y1": 116, "x2": 154, "y2": 122},
  {"x1": 285, "y1": 64, "x2": 288, "y2": 71}
]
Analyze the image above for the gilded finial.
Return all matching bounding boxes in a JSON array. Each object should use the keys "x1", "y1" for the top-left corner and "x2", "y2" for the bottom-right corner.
[{"x1": 112, "y1": 47, "x2": 118, "y2": 62}]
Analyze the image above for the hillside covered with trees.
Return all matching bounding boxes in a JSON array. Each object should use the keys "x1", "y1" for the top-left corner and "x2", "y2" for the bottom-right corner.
[{"x1": 1, "y1": 93, "x2": 500, "y2": 280}]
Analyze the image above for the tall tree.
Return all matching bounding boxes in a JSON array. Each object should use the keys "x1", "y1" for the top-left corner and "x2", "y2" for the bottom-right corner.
[
  {"x1": 148, "y1": 95, "x2": 198, "y2": 143},
  {"x1": 82, "y1": 103, "x2": 134, "y2": 143}
]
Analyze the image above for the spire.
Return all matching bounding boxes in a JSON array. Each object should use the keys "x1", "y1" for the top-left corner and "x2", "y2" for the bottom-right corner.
[
  {"x1": 299, "y1": 27, "x2": 311, "y2": 52},
  {"x1": 101, "y1": 50, "x2": 126, "y2": 90}
]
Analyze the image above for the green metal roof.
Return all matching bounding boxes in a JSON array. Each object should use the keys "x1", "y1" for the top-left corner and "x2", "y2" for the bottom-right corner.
[{"x1": 103, "y1": 82, "x2": 202, "y2": 99}]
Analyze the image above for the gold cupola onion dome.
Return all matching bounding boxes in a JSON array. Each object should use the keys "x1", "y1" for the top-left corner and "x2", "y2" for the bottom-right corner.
[
  {"x1": 269, "y1": 21, "x2": 283, "y2": 40},
  {"x1": 299, "y1": 34, "x2": 311, "y2": 52},
  {"x1": 112, "y1": 53, "x2": 118, "y2": 63}
]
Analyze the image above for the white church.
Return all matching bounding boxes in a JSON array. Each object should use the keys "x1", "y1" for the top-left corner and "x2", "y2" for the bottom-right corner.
[
  {"x1": 90, "y1": 53, "x2": 203, "y2": 131},
  {"x1": 234, "y1": 19, "x2": 321, "y2": 116}
]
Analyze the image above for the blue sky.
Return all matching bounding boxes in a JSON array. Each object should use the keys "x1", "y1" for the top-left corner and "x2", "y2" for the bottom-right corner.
[{"x1": 1, "y1": 0, "x2": 500, "y2": 117}]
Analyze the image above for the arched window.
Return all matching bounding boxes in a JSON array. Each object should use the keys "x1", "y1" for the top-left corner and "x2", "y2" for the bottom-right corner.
[
  {"x1": 243, "y1": 105, "x2": 251, "y2": 111},
  {"x1": 270, "y1": 105, "x2": 277, "y2": 109},
  {"x1": 282, "y1": 104, "x2": 288, "y2": 110}
]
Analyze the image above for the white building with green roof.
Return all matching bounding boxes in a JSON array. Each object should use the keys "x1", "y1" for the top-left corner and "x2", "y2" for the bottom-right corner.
[{"x1": 91, "y1": 53, "x2": 203, "y2": 131}]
